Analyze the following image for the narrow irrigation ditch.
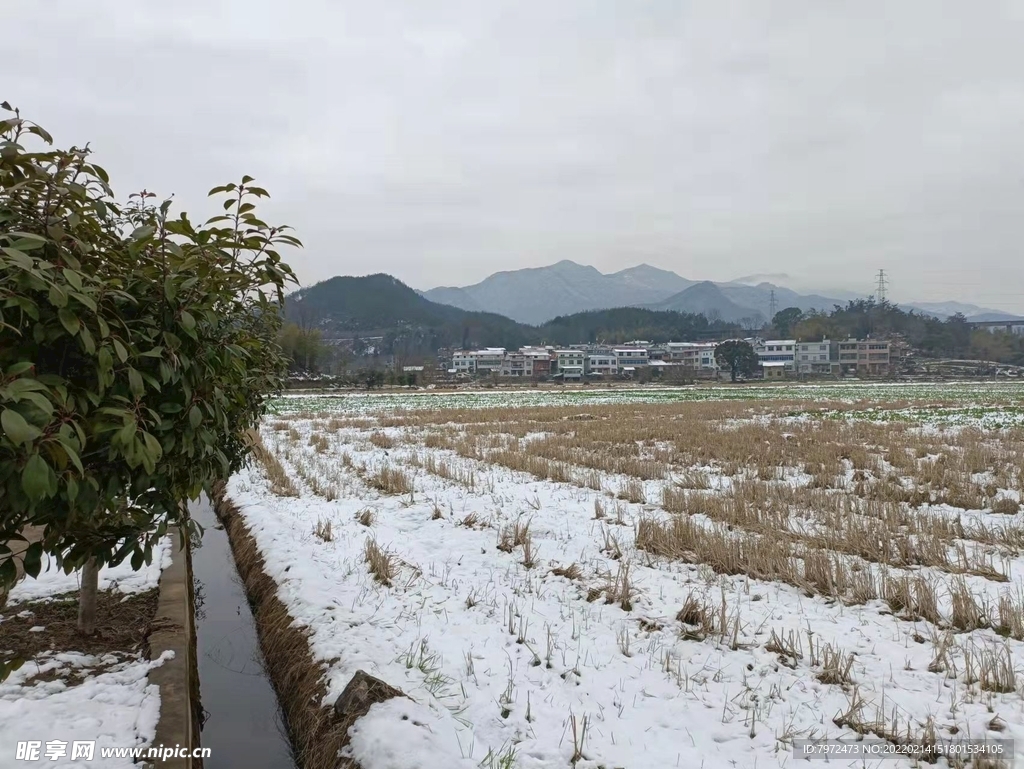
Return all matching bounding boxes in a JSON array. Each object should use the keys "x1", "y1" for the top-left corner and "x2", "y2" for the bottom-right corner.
[
  {"x1": 191, "y1": 495, "x2": 296, "y2": 768},
  {"x1": 207, "y1": 484, "x2": 369, "y2": 769}
]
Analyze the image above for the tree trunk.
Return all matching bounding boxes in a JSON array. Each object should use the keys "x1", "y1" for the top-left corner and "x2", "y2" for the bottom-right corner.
[{"x1": 78, "y1": 558, "x2": 99, "y2": 635}]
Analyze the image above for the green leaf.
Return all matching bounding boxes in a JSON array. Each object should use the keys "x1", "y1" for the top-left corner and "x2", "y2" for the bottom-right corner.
[
  {"x1": 128, "y1": 367, "x2": 144, "y2": 397},
  {"x1": 5, "y1": 378, "x2": 47, "y2": 396},
  {"x1": 60, "y1": 440, "x2": 84, "y2": 474},
  {"x1": 6, "y1": 361, "x2": 34, "y2": 377},
  {"x1": 62, "y1": 268, "x2": 83, "y2": 290},
  {"x1": 130, "y1": 225, "x2": 155, "y2": 241},
  {"x1": 189, "y1": 404, "x2": 202, "y2": 429},
  {"x1": 58, "y1": 308, "x2": 80, "y2": 336},
  {"x1": 22, "y1": 542, "x2": 43, "y2": 579},
  {"x1": 8, "y1": 233, "x2": 47, "y2": 251},
  {"x1": 0, "y1": 559, "x2": 16, "y2": 592},
  {"x1": 113, "y1": 338, "x2": 129, "y2": 363},
  {"x1": 21, "y1": 454, "x2": 54, "y2": 501},
  {"x1": 241, "y1": 175, "x2": 255, "y2": 184},
  {"x1": 180, "y1": 311, "x2": 196, "y2": 331},
  {"x1": 98, "y1": 346, "x2": 113, "y2": 374},
  {"x1": 67, "y1": 476, "x2": 80, "y2": 502},
  {"x1": 118, "y1": 418, "x2": 136, "y2": 446},
  {"x1": 1, "y1": 246, "x2": 34, "y2": 269},
  {"x1": 79, "y1": 325, "x2": 96, "y2": 354},
  {"x1": 71, "y1": 291, "x2": 97, "y2": 311},
  {"x1": 27, "y1": 125, "x2": 53, "y2": 144},
  {"x1": 48, "y1": 284, "x2": 68, "y2": 308},
  {"x1": 1, "y1": 408, "x2": 41, "y2": 446},
  {"x1": 164, "y1": 277, "x2": 178, "y2": 302},
  {"x1": 142, "y1": 431, "x2": 163, "y2": 462},
  {"x1": 138, "y1": 436, "x2": 156, "y2": 474},
  {"x1": 19, "y1": 392, "x2": 53, "y2": 416}
]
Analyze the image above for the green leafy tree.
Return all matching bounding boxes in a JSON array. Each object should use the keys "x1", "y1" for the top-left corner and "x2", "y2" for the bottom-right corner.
[
  {"x1": 772, "y1": 307, "x2": 804, "y2": 338},
  {"x1": 362, "y1": 369, "x2": 385, "y2": 390},
  {"x1": 715, "y1": 340, "x2": 759, "y2": 382},
  {"x1": 0, "y1": 106, "x2": 299, "y2": 648},
  {"x1": 278, "y1": 322, "x2": 326, "y2": 373}
]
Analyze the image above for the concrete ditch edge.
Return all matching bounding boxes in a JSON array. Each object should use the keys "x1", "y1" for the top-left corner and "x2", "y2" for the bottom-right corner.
[
  {"x1": 211, "y1": 481, "x2": 359, "y2": 769},
  {"x1": 147, "y1": 528, "x2": 203, "y2": 769}
]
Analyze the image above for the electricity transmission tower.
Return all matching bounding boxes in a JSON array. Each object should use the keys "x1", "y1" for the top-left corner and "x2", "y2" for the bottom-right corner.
[
  {"x1": 769, "y1": 290, "x2": 777, "y2": 320},
  {"x1": 875, "y1": 270, "x2": 888, "y2": 304}
]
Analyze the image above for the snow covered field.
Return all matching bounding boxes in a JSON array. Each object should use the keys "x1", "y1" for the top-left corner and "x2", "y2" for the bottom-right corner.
[
  {"x1": 231, "y1": 393, "x2": 1024, "y2": 768},
  {"x1": 271, "y1": 380, "x2": 1024, "y2": 419},
  {"x1": 0, "y1": 541, "x2": 171, "y2": 768}
]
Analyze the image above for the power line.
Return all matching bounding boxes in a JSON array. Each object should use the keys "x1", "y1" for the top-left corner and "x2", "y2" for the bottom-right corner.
[{"x1": 875, "y1": 269, "x2": 888, "y2": 304}]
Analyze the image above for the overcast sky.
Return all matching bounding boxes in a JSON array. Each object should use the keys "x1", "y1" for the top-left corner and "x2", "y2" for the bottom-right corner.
[{"x1": 6, "y1": 2, "x2": 1024, "y2": 311}]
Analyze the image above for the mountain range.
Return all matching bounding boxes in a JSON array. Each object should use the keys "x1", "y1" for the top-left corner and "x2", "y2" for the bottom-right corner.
[
  {"x1": 285, "y1": 274, "x2": 735, "y2": 351},
  {"x1": 421, "y1": 261, "x2": 1019, "y2": 325}
]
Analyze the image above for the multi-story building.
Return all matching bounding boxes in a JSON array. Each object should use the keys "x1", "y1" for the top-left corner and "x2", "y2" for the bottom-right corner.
[
  {"x1": 521, "y1": 347, "x2": 554, "y2": 377},
  {"x1": 699, "y1": 347, "x2": 718, "y2": 371},
  {"x1": 452, "y1": 348, "x2": 506, "y2": 375},
  {"x1": 613, "y1": 348, "x2": 648, "y2": 378},
  {"x1": 665, "y1": 342, "x2": 719, "y2": 369},
  {"x1": 647, "y1": 344, "x2": 668, "y2": 362},
  {"x1": 835, "y1": 339, "x2": 891, "y2": 376},
  {"x1": 588, "y1": 354, "x2": 617, "y2": 376},
  {"x1": 796, "y1": 339, "x2": 837, "y2": 375},
  {"x1": 451, "y1": 351, "x2": 476, "y2": 375},
  {"x1": 613, "y1": 348, "x2": 649, "y2": 367},
  {"x1": 555, "y1": 349, "x2": 587, "y2": 381},
  {"x1": 755, "y1": 340, "x2": 797, "y2": 371},
  {"x1": 500, "y1": 352, "x2": 527, "y2": 377},
  {"x1": 665, "y1": 342, "x2": 700, "y2": 367}
]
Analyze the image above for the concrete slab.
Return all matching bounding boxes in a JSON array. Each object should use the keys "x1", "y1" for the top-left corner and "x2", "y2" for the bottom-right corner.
[{"x1": 147, "y1": 529, "x2": 203, "y2": 768}]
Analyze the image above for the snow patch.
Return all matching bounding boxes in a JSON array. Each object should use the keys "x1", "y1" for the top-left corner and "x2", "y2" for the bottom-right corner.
[
  {"x1": 0, "y1": 651, "x2": 172, "y2": 768},
  {"x1": 7, "y1": 538, "x2": 172, "y2": 604},
  {"x1": 343, "y1": 698, "x2": 476, "y2": 769}
]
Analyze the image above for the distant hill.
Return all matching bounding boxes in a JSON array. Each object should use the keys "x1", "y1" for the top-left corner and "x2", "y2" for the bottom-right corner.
[
  {"x1": 286, "y1": 274, "x2": 532, "y2": 350},
  {"x1": 647, "y1": 282, "x2": 766, "y2": 324},
  {"x1": 421, "y1": 261, "x2": 843, "y2": 324},
  {"x1": 287, "y1": 273, "x2": 739, "y2": 353},
  {"x1": 417, "y1": 285, "x2": 484, "y2": 313},
  {"x1": 901, "y1": 301, "x2": 1021, "y2": 322},
  {"x1": 963, "y1": 312, "x2": 1024, "y2": 323},
  {"x1": 540, "y1": 306, "x2": 736, "y2": 346},
  {"x1": 421, "y1": 260, "x2": 1019, "y2": 326},
  {"x1": 718, "y1": 283, "x2": 843, "y2": 315},
  {"x1": 289, "y1": 270, "x2": 1023, "y2": 362},
  {"x1": 421, "y1": 260, "x2": 689, "y2": 324},
  {"x1": 608, "y1": 264, "x2": 695, "y2": 297}
]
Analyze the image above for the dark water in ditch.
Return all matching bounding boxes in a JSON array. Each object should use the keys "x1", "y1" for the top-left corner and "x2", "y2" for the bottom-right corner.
[{"x1": 190, "y1": 499, "x2": 296, "y2": 768}]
